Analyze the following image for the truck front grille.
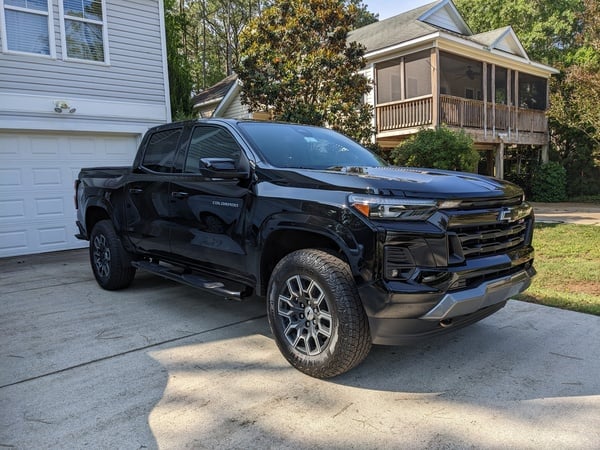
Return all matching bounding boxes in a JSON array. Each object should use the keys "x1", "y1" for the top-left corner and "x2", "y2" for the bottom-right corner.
[{"x1": 450, "y1": 219, "x2": 531, "y2": 259}]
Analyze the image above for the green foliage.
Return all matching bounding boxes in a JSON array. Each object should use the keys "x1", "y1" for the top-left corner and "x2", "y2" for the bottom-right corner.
[
  {"x1": 163, "y1": 0, "x2": 373, "y2": 99},
  {"x1": 454, "y1": 0, "x2": 583, "y2": 65},
  {"x1": 388, "y1": 127, "x2": 479, "y2": 172},
  {"x1": 531, "y1": 162, "x2": 567, "y2": 202},
  {"x1": 345, "y1": 0, "x2": 378, "y2": 27},
  {"x1": 164, "y1": 0, "x2": 194, "y2": 119},
  {"x1": 455, "y1": 0, "x2": 599, "y2": 198},
  {"x1": 236, "y1": 0, "x2": 374, "y2": 144}
]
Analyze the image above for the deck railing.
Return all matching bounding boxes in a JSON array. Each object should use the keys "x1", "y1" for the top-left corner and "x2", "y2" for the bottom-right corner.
[
  {"x1": 376, "y1": 95, "x2": 433, "y2": 132},
  {"x1": 376, "y1": 94, "x2": 547, "y2": 136}
]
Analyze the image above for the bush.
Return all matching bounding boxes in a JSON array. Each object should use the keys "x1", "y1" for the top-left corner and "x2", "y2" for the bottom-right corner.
[
  {"x1": 388, "y1": 126, "x2": 479, "y2": 172},
  {"x1": 531, "y1": 161, "x2": 568, "y2": 202}
]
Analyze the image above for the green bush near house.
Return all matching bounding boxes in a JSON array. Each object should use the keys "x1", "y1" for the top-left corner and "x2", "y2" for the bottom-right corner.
[
  {"x1": 531, "y1": 161, "x2": 568, "y2": 202},
  {"x1": 388, "y1": 126, "x2": 479, "y2": 172}
]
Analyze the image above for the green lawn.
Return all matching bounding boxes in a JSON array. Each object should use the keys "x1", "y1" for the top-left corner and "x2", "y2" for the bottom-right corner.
[{"x1": 517, "y1": 223, "x2": 600, "y2": 315}]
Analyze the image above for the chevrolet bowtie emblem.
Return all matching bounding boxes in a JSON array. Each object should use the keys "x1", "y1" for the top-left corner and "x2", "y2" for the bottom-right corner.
[{"x1": 498, "y1": 208, "x2": 513, "y2": 222}]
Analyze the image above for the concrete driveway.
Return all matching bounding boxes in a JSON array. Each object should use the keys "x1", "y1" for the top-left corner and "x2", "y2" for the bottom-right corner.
[{"x1": 1, "y1": 250, "x2": 599, "y2": 449}]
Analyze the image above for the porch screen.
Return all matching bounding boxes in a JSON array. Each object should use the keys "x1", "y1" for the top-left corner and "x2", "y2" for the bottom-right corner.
[
  {"x1": 519, "y1": 74, "x2": 547, "y2": 110},
  {"x1": 440, "y1": 52, "x2": 482, "y2": 99},
  {"x1": 376, "y1": 58, "x2": 402, "y2": 104},
  {"x1": 404, "y1": 51, "x2": 431, "y2": 98}
]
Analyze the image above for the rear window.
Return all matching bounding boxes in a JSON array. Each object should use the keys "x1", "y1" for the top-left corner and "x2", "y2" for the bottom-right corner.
[{"x1": 141, "y1": 128, "x2": 183, "y2": 172}]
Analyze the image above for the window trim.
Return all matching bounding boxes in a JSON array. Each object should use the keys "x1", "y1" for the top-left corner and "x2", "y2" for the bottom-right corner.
[
  {"x1": 58, "y1": 0, "x2": 110, "y2": 65},
  {"x1": 0, "y1": 0, "x2": 56, "y2": 58}
]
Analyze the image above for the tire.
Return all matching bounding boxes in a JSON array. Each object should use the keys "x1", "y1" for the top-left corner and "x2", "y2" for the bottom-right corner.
[
  {"x1": 89, "y1": 219, "x2": 136, "y2": 290},
  {"x1": 267, "y1": 249, "x2": 371, "y2": 378}
]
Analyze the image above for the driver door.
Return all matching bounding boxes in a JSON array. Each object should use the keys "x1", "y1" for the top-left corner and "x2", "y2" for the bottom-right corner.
[{"x1": 168, "y1": 125, "x2": 251, "y2": 277}]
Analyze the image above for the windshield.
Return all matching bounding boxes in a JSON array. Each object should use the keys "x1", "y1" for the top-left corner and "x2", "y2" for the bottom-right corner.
[{"x1": 238, "y1": 122, "x2": 386, "y2": 170}]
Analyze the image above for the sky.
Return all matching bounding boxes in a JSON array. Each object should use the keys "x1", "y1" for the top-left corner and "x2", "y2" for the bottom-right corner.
[{"x1": 364, "y1": 0, "x2": 434, "y2": 20}]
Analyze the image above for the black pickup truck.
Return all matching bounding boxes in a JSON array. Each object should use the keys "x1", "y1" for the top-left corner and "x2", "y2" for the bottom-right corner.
[{"x1": 75, "y1": 119, "x2": 535, "y2": 378}]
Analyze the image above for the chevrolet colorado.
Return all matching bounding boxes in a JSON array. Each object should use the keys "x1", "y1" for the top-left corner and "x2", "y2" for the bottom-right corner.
[{"x1": 75, "y1": 119, "x2": 535, "y2": 378}]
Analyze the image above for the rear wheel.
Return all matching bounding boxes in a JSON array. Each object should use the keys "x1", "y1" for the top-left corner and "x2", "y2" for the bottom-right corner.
[
  {"x1": 267, "y1": 249, "x2": 371, "y2": 378},
  {"x1": 89, "y1": 220, "x2": 136, "y2": 290}
]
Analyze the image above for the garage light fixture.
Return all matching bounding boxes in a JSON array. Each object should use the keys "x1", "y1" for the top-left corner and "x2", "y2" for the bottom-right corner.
[{"x1": 54, "y1": 101, "x2": 76, "y2": 114}]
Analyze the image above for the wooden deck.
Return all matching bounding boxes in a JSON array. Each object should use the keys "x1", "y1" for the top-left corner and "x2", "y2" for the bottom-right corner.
[{"x1": 376, "y1": 94, "x2": 548, "y2": 146}]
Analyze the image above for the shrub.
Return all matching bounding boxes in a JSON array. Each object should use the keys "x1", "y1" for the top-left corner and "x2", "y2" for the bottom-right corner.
[
  {"x1": 388, "y1": 126, "x2": 479, "y2": 172},
  {"x1": 531, "y1": 161, "x2": 568, "y2": 202}
]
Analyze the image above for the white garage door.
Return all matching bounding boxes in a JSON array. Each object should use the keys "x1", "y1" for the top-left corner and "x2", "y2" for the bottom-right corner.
[{"x1": 0, "y1": 132, "x2": 139, "y2": 258}]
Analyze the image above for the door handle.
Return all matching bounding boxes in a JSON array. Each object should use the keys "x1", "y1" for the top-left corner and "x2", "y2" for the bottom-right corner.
[
  {"x1": 129, "y1": 188, "x2": 143, "y2": 194},
  {"x1": 171, "y1": 191, "x2": 189, "y2": 199}
]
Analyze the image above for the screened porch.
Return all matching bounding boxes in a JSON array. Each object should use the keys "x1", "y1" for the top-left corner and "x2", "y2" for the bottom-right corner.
[{"x1": 374, "y1": 50, "x2": 549, "y2": 145}]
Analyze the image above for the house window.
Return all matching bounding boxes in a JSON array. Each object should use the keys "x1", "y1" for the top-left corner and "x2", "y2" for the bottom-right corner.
[
  {"x1": 60, "y1": 0, "x2": 107, "y2": 62},
  {"x1": 1, "y1": 0, "x2": 54, "y2": 56}
]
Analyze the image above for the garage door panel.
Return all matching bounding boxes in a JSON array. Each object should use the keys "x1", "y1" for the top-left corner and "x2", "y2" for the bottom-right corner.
[
  {"x1": 0, "y1": 132, "x2": 138, "y2": 257},
  {"x1": 0, "y1": 168, "x2": 21, "y2": 187},
  {"x1": 0, "y1": 229, "x2": 28, "y2": 254}
]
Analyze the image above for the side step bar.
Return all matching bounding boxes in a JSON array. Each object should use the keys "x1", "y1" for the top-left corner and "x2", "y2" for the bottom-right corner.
[{"x1": 131, "y1": 260, "x2": 246, "y2": 300}]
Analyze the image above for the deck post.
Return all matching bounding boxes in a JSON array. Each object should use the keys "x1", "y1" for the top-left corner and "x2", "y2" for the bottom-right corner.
[
  {"x1": 541, "y1": 144, "x2": 549, "y2": 163},
  {"x1": 431, "y1": 47, "x2": 439, "y2": 128},
  {"x1": 496, "y1": 135, "x2": 506, "y2": 179}
]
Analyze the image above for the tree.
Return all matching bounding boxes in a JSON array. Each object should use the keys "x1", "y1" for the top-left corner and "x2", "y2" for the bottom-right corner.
[
  {"x1": 236, "y1": 0, "x2": 374, "y2": 144},
  {"x1": 454, "y1": 0, "x2": 583, "y2": 65},
  {"x1": 455, "y1": 0, "x2": 600, "y2": 197},
  {"x1": 346, "y1": 0, "x2": 378, "y2": 28},
  {"x1": 164, "y1": 0, "x2": 194, "y2": 119},
  {"x1": 163, "y1": 0, "x2": 375, "y2": 113},
  {"x1": 389, "y1": 127, "x2": 479, "y2": 172},
  {"x1": 549, "y1": 0, "x2": 600, "y2": 146}
]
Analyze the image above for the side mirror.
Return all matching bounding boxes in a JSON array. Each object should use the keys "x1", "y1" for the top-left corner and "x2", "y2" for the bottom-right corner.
[{"x1": 199, "y1": 158, "x2": 249, "y2": 179}]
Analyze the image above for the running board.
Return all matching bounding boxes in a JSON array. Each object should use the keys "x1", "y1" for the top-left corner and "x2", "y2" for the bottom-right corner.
[{"x1": 132, "y1": 260, "x2": 246, "y2": 300}]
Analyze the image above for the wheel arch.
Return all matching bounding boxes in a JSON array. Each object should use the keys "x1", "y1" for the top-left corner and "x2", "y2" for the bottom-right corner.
[
  {"x1": 85, "y1": 206, "x2": 111, "y2": 237},
  {"x1": 258, "y1": 225, "x2": 361, "y2": 296}
]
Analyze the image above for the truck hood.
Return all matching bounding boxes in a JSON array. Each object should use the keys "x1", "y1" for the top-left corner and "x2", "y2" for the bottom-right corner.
[{"x1": 266, "y1": 166, "x2": 523, "y2": 200}]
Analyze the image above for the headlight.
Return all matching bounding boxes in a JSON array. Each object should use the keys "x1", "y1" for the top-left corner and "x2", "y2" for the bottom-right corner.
[{"x1": 349, "y1": 194, "x2": 438, "y2": 221}]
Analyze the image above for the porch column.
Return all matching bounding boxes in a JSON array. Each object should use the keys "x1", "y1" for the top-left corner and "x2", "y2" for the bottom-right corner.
[
  {"x1": 495, "y1": 141, "x2": 505, "y2": 179},
  {"x1": 483, "y1": 62, "x2": 487, "y2": 137},
  {"x1": 431, "y1": 47, "x2": 439, "y2": 127}
]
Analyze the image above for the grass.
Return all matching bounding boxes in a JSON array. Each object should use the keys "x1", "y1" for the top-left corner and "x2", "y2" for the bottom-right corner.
[{"x1": 517, "y1": 223, "x2": 600, "y2": 315}]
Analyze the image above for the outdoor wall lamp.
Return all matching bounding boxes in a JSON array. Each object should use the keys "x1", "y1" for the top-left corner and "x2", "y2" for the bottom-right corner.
[{"x1": 54, "y1": 101, "x2": 76, "y2": 113}]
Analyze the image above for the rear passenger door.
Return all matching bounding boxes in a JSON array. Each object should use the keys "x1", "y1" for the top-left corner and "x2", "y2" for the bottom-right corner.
[
  {"x1": 169, "y1": 124, "x2": 251, "y2": 277},
  {"x1": 124, "y1": 126, "x2": 183, "y2": 256}
]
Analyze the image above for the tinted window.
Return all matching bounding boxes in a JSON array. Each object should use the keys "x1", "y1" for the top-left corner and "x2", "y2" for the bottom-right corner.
[
  {"x1": 238, "y1": 123, "x2": 384, "y2": 170},
  {"x1": 185, "y1": 126, "x2": 242, "y2": 173},
  {"x1": 141, "y1": 128, "x2": 182, "y2": 173}
]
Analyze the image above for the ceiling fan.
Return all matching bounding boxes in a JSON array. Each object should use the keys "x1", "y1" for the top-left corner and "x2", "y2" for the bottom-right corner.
[{"x1": 456, "y1": 65, "x2": 481, "y2": 80}]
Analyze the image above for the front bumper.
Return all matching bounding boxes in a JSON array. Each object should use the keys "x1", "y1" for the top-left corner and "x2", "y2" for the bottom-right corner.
[
  {"x1": 419, "y1": 268, "x2": 532, "y2": 320},
  {"x1": 359, "y1": 262, "x2": 536, "y2": 346}
]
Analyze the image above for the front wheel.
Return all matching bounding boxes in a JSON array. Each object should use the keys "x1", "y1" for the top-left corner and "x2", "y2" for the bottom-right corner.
[
  {"x1": 267, "y1": 249, "x2": 371, "y2": 378},
  {"x1": 89, "y1": 219, "x2": 136, "y2": 290}
]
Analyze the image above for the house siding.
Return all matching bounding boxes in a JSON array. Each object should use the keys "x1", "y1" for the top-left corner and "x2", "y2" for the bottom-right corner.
[
  {"x1": 423, "y1": 9, "x2": 463, "y2": 34},
  {"x1": 222, "y1": 95, "x2": 250, "y2": 119},
  {"x1": 0, "y1": 0, "x2": 171, "y2": 257},
  {"x1": 0, "y1": 0, "x2": 166, "y2": 105}
]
